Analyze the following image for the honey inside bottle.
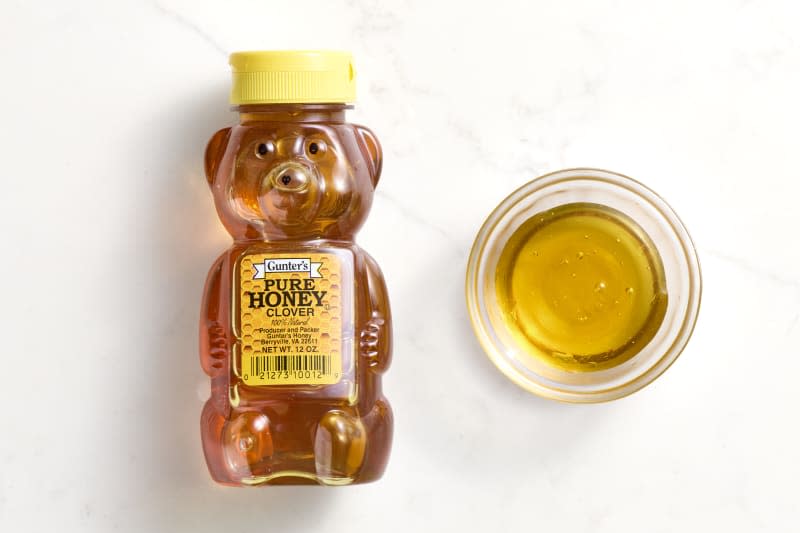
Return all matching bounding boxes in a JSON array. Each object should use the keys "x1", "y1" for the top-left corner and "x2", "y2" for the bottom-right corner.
[
  {"x1": 200, "y1": 51, "x2": 392, "y2": 486},
  {"x1": 495, "y1": 202, "x2": 668, "y2": 371}
]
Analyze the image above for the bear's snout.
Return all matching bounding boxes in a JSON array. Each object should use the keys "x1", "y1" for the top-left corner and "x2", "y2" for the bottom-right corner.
[
  {"x1": 265, "y1": 161, "x2": 313, "y2": 192},
  {"x1": 258, "y1": 160, "x2": 321, "y2": 227}
]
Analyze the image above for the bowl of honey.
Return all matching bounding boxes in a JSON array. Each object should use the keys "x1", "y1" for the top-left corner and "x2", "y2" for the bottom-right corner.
[{"x1": 466, "y1": 168, "x2": 701, "y2": 402}]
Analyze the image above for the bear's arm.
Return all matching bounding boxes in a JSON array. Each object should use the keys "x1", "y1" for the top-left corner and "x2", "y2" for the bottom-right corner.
[
  {"x1": 359, "y1": 251, "x2": 393, "y2": 373},
  {"x1": 200, "y1": 252, "x2": 228, "y2": 377}
]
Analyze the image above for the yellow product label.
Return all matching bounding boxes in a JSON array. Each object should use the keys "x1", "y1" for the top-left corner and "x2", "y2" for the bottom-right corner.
[{"x1": 238, "y1": 252, "x2": 347, "y2": 386}]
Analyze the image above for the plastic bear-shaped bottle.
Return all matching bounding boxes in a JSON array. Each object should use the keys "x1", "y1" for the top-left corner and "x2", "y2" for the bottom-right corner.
[{"x1": 199, "y1": 51, "x2": 392, "y2": 486}]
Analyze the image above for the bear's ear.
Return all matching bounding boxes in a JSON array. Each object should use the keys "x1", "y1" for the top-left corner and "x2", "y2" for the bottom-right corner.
[
  {"x1": 354, "y1": 125, "x2": 382, "y2": 188},
  {"x1": 204, "y1": 127, "x2": 231, "y2": 186}
]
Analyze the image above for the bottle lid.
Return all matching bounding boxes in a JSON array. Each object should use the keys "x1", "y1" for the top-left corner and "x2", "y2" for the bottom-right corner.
[{"x1": 229, "y1": 50, "x2": 356, "y2": 105}]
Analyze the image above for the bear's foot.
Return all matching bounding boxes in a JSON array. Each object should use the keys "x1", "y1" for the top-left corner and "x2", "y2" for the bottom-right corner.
[
  {"x1": 221, "y1": 410, "x2": 274, "y2": 479},
  {"x1": 313, "y1": 410, "x2": 366, "y2": 485}
]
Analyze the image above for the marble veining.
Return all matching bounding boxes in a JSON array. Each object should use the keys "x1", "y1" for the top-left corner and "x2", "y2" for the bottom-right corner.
[{"x1": 1, "y1": 0, "x2": 799, "y2": 531}]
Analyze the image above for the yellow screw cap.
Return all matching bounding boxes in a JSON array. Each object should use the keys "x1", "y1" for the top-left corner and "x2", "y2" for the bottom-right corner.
[{"x1": 229, "y1": 50, "x2": 356, "y2": 105}]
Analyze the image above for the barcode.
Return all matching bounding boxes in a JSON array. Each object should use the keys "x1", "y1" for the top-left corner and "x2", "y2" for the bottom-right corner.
[{"x1": 249, "y1": 354, "x2": 332, "y2": 377}]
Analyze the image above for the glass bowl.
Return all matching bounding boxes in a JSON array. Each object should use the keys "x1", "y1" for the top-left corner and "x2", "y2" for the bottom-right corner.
[{"x1": 465, "y1": 168, "x2": 702, "y2": 403}]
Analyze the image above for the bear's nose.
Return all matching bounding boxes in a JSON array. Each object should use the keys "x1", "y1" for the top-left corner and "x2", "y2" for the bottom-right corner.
[{"x1": 266, "y1": 161, "x2": 312, "y2": 192}]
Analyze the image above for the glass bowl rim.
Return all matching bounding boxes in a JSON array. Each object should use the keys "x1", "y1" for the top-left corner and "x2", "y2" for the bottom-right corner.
[{"x1": 465, "y1": 167, "x2": 702, "y2": 403}]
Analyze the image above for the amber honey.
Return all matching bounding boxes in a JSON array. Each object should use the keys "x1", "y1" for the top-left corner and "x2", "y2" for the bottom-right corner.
[
  {"x1": 200, "y1": 51, "x2": 392, "y2": 486},
  {"x1": 495, "y1": 202, "x2": 668, "y2": 372}
]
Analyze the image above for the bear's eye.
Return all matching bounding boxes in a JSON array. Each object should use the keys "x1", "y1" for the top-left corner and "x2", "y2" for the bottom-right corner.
[
  {"x1": 306, "y1": 139, "x2": 326, "y2": 157},
  {"x1": 255, "y1": 142, "x2": 274, "y2": 158}
]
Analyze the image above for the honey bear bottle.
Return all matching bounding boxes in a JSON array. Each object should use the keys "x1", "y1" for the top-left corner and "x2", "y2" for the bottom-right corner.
[{"x1": 199, "y1": 51, "x2": 392, "y2": 486}]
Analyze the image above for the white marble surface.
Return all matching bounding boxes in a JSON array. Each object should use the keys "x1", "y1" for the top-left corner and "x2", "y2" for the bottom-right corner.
[{"x1": 2, "y1": 0, "x2": 799, "y2": 531}]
